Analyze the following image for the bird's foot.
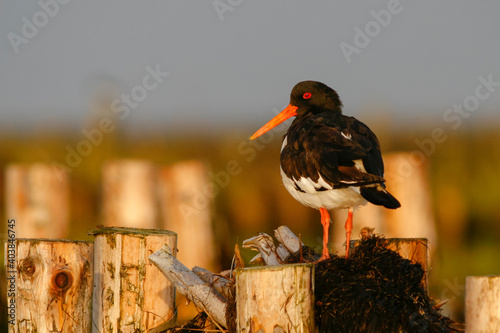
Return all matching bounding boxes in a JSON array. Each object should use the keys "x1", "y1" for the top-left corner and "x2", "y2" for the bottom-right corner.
[{"x1": 314, "y1": 248, "x2": 330, "y2": 262}]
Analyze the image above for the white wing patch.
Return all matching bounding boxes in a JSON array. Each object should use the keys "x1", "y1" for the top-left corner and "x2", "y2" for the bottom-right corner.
[
  {"x1": 280, "y1": 135, "x2": 288, "y2": 152},
  {"x1": 353, "y1": 159, "x2": 366, "y2": 172},
  {"x1": 293, "y1": 174, "x2": 333, "y2": 193},
  {"x1": 339, "y1": 180, "x2": 359, "y2": 185},
  {"x1": 280, "y1": 167, "x2": 367, "y2": 210},
  {"x1": 341, "y1": 132, "x2": 352, "y2": 140}
]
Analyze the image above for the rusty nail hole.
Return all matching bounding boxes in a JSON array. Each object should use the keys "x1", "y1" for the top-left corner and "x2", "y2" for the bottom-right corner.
[{"x1": 21, "y1": 258, "x2": 36, "y2": 276}]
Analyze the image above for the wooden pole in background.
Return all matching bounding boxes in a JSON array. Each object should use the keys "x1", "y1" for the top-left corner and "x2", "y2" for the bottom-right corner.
[
  {"x1": 5, "y1": 164, "x2": 69, "y2": 238},
  {"x1": 102, "y1": 160, "x2": 158, "y2": 228},
  {"x1": 236, "y1": 263, "x2": 315, "y2": 333},
  {"x1": 158, "y1": 160, "x2": 217, "y2": 271},
  {"x1": 158, "y1": 160, "x2": 218, "y2": 323},
  {"x1": 90, "y1": 227, "x2": 177, "y2": 333},
  {"x1": 5, "y1": 239, "x2": 93, "y2": 333},
  {"x1": 466, "y1": 275, "x2": 500, "y2": 333},
  {"x1": 382, "y1": 153, "x2": 436, "y2": 243},
  {"x1": 332, "y1": 152, "x2": 436, "y2": 253}
]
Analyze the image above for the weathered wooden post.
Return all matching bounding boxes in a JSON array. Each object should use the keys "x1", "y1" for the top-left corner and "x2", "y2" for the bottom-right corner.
[
  {"x1": 102, "y1": 160, "x2": 159, "y2": 228},
  {"x1": 5, "y1": 164, "x2": 69, "y2": 238},
  {"x1": 235, "y1": 263, "x2": 315, "y2": 333},
  {"x1": 90, "y1": 227, "x2": 177, "y2": 333},
  {"x1": 466, "y1": 275, "x2": 500, "y2": 332},
  {"x1": 158, "y1": 160, "x2": 217, "y2": 271},
  {"x1": 4, "y1": 239, "x2": 93, "y2": 332}
]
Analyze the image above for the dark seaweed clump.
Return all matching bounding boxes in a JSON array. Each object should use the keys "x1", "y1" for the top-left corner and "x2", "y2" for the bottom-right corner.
[{"x1": 311, "y1": 236, "x2": 457, "y2": 333}]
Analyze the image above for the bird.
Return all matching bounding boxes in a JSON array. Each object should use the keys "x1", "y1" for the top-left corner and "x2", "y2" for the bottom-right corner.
[{"x1": 250, "y1": 81, "x2": 400, "y2": 260}]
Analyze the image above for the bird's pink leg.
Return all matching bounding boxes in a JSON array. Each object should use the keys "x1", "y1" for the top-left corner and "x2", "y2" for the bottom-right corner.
[
  {"x1": 345, "y1": 207, "x2": 354, "y2": 258},
  {"x1": 319, "y1": 207, "x2": 331, "y2": 260}
]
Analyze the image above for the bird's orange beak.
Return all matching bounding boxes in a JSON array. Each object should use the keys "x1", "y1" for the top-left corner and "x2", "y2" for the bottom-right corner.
[{"x1": 250, "y1": 104, "x2": 298, "y2": 140}]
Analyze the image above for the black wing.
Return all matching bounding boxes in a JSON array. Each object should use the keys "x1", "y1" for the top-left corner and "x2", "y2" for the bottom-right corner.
[
  {"x1": 281, "y1": 113, "x2": 384, "y2": 187},
  {"x1": 333, "y1": 115, "x2": 400, "y2": 208},
  {"x1": 281, "y1": 113, "x2": 400, "y2": 209}
]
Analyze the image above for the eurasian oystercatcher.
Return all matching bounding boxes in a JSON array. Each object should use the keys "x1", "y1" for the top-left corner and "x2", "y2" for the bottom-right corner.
[{"x1": 250, "y1": 81, "x2": 400, "y2": 260}]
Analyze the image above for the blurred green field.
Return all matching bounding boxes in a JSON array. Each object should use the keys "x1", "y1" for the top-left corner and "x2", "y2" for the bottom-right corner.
[{"x1": 1, "y1": 120, "x2": 500, "y2": 327}]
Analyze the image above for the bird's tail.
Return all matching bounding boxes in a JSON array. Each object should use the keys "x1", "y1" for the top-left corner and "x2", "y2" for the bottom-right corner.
[{"x1": 360, "y1": 185, "x2": 400, "y2": 209}]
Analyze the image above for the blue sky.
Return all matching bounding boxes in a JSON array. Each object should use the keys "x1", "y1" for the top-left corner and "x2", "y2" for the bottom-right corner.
[{"x1": 1, "y1": 1, "x2": 500, "y2": 131}]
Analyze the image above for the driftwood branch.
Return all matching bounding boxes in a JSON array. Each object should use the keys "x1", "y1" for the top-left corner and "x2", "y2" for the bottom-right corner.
[
  {"x1": 242, "y1": 233, "x2": 281, "y2": 265},
  {"x1": 274, "y1": 225, "x2": 304, "y2": 254},
  {"x1": 276, "y1": 244, "x2": 291, "y2": 261},
  {"x1": 192, "y1": 266, "x2": 234, "y2": 300},
  {"x1": 242, "y1": 226, "x2": 305, "y2": 265},
  {"x1": 149, "y1": 245, "x2": 228, "y2": 328}
]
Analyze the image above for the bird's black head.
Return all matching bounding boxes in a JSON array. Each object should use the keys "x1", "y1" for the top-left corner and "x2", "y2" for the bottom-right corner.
[
  {"x1": 250, "y1": 81, "x2": 343, "y2": 140},
  {"x1": 289, "y1": 81, "x2": 343, "y2": 116}
]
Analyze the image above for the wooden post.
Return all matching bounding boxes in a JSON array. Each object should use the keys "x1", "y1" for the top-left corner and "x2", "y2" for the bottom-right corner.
[
  {"x1": 382, "y1": 153, "x2": 436, "y2": 243},
  {"x1": 158, "y1": 160, "x2": 217, "y2": 271},
  {"x1": 102, "y1": 160, "x2": 159, "y2": 228},
  {"x1": 350, "y1": 237, "x2": 429, "y2": 290},
  {"x1": 5, "y1": 239, "x2": 93, "y2": 332},
  {"x1": 466, "y1": 276, "x2": 500, "y2": 332},
  {"x1": 332, "y1": 152, "x2": 437, "y2": 252},
  {"x1": 236, "y1": 263, "x2": 315, "y2": 333},
  {"x1": 90, "y1": 227, "x2": 177, "y2": 333},
  {"x1": 5, "y1": 164, "x2": 69, "y2": 238}
]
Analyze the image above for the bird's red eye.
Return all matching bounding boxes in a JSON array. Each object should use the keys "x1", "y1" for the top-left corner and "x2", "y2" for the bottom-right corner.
[{"x1": 303, "y1": 92, "x2": 312, "y2": 99}]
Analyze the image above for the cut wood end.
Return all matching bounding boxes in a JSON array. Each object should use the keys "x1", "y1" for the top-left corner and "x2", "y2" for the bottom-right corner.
[
  {"x1": 162, "y1": 243, "x2": 174, "y2": 255},
  {"x1": 148, "y1": 244, "x2": 174, "y2": 265},
  {"x1": 274, "y1": 225, "x2": 303, "y2": 253}
]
